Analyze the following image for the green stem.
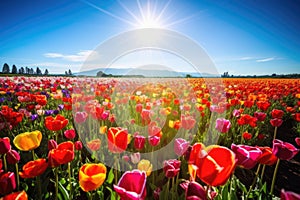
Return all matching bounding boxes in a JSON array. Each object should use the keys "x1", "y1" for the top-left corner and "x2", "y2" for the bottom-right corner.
[
  {"x1": 260, "y1": 164, "x2": 266, "y2": 181},
  {"x1": 273, "y1": 126, "x2": 278, "y2": 140},
  {"x1": 172, "y1": 177, "x2": 175, "y2": 199},
  {"x1": 270, "y1": 159, "x2": 280, "y2": 195},
  {"x1": 15, "y1": 163, "x2": 20, "y2": 191},
  {"x1": 246, "y1": 164, "x2": 261, "y2": 200},
  {"x1": 3, "y1": 154, "x2": 7, "y2": 172},
  {"x1": 55, "y1": 167, "x2": 59, "y2": 200},
  {"x1": 68, "y1": 162, "x2": 73, "y2": 200},
  {"x1": 32, "y1": 149, "x2": 36, "y2": 160},
  {"x1": 165, "y1": 179, "x2": 170, "y2": 200},
  {"x1": 88, "y1": 191, "x2": 94, "y2": 200},
  {"x1": 229, "y1": 174, "x2": 234, "y2": 197},
  {"x1": 114, "y1": 155, "x2": 119, "y2": 185}
]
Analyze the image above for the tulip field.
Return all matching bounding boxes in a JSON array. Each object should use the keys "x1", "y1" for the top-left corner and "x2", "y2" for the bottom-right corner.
[{"x1": 1, "y1": 76, "x2": 300, "y2": 200}]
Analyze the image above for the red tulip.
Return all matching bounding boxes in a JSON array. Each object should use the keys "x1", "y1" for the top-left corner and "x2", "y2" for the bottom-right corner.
[
  {"x1": 6, "y1": 150, "x2": 20, "y2": 165},
  {"x1": 0, "y1": 171, "x2": 16, "y2": 195},
  {"x1": 48, "y1": 141, "x2": 74, "y2": 167},
  {"x1": 189, "y1": 143, "x2": 236, "y2": 186},
  {"x1": 114, "y1": 170, "x2": 147, "y2": 200},
  {"x1": 45, "y1": 114, "x2": 68, "y2": 131},
  {"x1": 270, "y1": 118, "x2": 283, "y2": 127},
  {"x1": 231, "y1": 144, "x2": 262, "y2": 169},
  {"x1": 257, "y1": 147, "x2": 278, "y2": 165},
  {"x1": 64, "y1": 129, "x2": 76, "y2": 140},
  {"x1": 0, "y1": 137, "x2": 11, "y2": 155},
  {"x1": 272, "y1": 139, "x2": 299, "y2": 160},
  {"x1": 75, "y1": 141, "x2": 83, "y2": 150},
  {"x1": 254, "y1": 112, "x2": 267, "y2": 121},
  {"x1": 237, "y1": 114, "x2": 257, "y2": 127},
  {"x1": 19, "y1": 158, "x2": 48, "y2": 179},
  {"x1": 134, "y1": 135, "x2": 146, "y2": 150},
  {"x1": 148, "y1": 136, "x2": 160, "y2": 147},
  {"x1": 271, "y1": 109, "x2": 284, "y2": 119},
  {"x1": 0, "y1": 190, "x2": 28, "y2": 200},
  {"x1": 107, "y1": 127, "x2": 128, "y2": 153},
  {"x1": 242, "y1": 132, "x2": 252, "y2": 140}
]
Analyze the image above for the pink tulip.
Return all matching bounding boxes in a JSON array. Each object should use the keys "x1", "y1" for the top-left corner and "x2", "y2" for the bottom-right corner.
[
  {"x1": 148, "y1": 136, "x2": 160, "y2": 147},
  {"x1": 174, "y1": 138, "x2": 189, "y2": 156},
  {"x1": 114, "y1": 170, "x2": 147, "y2": 200},
  {"x1": 231, "y1": 144, "x2": 262, "y2": 169},
  {"x1": 281, "y1": 189, "x2": 300, "y2": 200},
  {"x1": 74, "y1": 112, "x2": 88, "y2": 124},
  {"x1": 74, "y1": 141, "x2": 83, "y2": 150},
  {"x1": 64, "y1": 129, "x2": 76, "y2": 140},
  {"x1": 215, "y1": 118, "x2": 231, "y2": 133}
]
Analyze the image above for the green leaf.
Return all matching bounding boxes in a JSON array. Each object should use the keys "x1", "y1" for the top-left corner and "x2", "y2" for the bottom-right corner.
[
  {"x1": 106, "y1": 168, "x2": 114, "y2": 184},
  {"x1": 58, "y1": 181, "x2": 69, "y2": 200}
]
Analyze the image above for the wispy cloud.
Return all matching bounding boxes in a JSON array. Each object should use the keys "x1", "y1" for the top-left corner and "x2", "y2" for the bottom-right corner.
[
  {"x1": 238, "y1": 57, "x2": 254, "y2": 61},
  {"x1": 256, "y1": 57, "x2": 275, "y2": 62},
  {"x1": 44, "y1": 50, "x2": 96, "y2": 62}
]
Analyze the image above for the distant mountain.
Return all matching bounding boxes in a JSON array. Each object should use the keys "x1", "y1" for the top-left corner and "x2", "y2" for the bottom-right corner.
[{"x1": 74, "y1": 67, "x2": 219, "y2": 77}]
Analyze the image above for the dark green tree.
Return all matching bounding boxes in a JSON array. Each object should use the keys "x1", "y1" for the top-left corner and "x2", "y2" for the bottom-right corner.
[
  {"x1": 36, "y1": 67, "x2": 42, "y2": 75},
  {"x1": 44, "y1": 69, "x2": 49, "y2": 75},
  {"x1": 2, "y1": 63, "x2": 10, "y2": 73},
  {"x1": 11, "y1": 64, "x2": 17, "y2": 74},
  {"x1": 19, "y1": 67, "x2": 25, "y2": 74}
]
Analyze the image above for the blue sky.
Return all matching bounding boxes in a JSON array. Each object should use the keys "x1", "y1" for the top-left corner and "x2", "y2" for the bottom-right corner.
[{"x1": 0, "y1": 0, "x2": 299, "y2": 75}]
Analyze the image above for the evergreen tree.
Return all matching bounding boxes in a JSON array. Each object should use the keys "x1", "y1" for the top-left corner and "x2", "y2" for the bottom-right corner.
[
  {"x1": 2, "y1": 63, "x2": 10, "y2": 73},
  {"x1": 68, "y1": 69, "x2": 72, "y2": 75},
  {"x1": 44, "y1": 69, "x2": 49, "y2": 75},
  {"x1": 12, "y1": 64, "x2": 17, "y2": 74},
  {"x1": 36, "y1": 67, "x2": 42, "y2": 75}
]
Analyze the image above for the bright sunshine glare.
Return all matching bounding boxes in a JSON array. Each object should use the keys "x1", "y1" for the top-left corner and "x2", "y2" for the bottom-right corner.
[{"x1": 81, "y1": 0, "x2": 195, "y2": 29}]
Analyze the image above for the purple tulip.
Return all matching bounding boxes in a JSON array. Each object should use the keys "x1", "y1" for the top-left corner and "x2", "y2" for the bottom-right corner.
[
  {"x1": 6, "y1": 150, "x2": 20, "y2": 165},
  {"x1": 215, "y1": 118, "x2": 231, "y2": 133},
  {"x1": 48, "y1": 139, "x2": 58, "y2": 151},
  {"x1": 0, "y1": 171, "x2": 16, "y2": 195},
  {"x1": 30, "y1": 114, "x2": 38, "y2": 121},
  {"x1": 134, "y1": 135, "x2": 146, "y2": 150},
  {"x1": 272, "y1": 139, "x2": 299, "y2": 160},
  {"x1": 114, "y1": 170, "x2": 147, "y2": 200},
  {"x1": 231, "y1": 144, "x2": 262, "y2": 169},
  {"x1": 174, "y1": 138, "x2": 189, "y2": 156},
  {"x1": 185, "y1": 181, "x2": 207, "y2": 200},
  {"x1": 0, "y1": 137, "x2": 11, "y2": 155},
  {"x1": 163, "y1": 159, "x2": 181, "y2": 178},
  {"x1": 281, "y1": 189, "x2": 300, "y2": 200},
  {"x1": 45, "y1": 110, "x2": 54, "y2": 116},
  {"x1": 58, "y1": 104, "x2": 64, "y2": 111}
]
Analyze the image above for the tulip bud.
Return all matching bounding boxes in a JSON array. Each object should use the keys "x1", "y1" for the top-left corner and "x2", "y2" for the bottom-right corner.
[
  {"x1": 134, "y1": 135, "x2": 146, "y2": 150},
  {"x1": 74, "y1": 141, "x2": 83, "y2": 150},
  {"x1": 130, "y1": 152, "x2": 141, "y2": 164},
  {"x1": 64, "y1": 129, "x2": 76, "y2": 140},
  {"x1": 6, "y1": 150, "x2": 20, "y2": 165},
  {"x1": 148, "y1": 136, "x2": 160, "y2": 147},
  {"x1": 0, "y1": 137, "x2": 11, "y2": 155},
  {"x1": 0, "y1": 172, "x2": 16, "y2": 195},
  {"x1": 138, "y1": 159, "x2": 153, "y2": 176}
]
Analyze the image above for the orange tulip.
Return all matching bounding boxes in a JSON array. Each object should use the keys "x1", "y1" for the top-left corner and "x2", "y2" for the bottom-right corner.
[
  {"x1": 45, "y1": 114, "x2": 68, "y2": 131},
  {"x1": 257, "y1": 147, "x2": 278, "y2": 165},
  {"x1": 13, "y1": 130, "x2": 42, "y2": 151},
  {"x1": 79, "y1": 163, "x2": 106, "y2": 192},
  {"x1": 189, "y1": 143, "x2": 236, "y2": 186},
  {"x1": 107, "y1": 127, "x2": 128, "y2": 153}
]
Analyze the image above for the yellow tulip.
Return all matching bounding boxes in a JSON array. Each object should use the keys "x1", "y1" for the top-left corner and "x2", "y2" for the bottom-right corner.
[
  {"x1": 137, "y1": 159, "x2": 153, "y2": 176},
  {"x1": 13, "y1": 130, "x2": 42, "y2": 151}
]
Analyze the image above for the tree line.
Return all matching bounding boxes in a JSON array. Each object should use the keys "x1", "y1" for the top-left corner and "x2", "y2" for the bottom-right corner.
[{"x1": 1, "y1": 63, "x2": 73, "y2": 76}]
